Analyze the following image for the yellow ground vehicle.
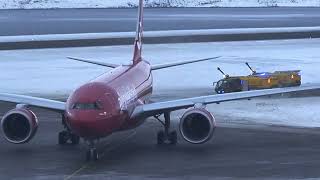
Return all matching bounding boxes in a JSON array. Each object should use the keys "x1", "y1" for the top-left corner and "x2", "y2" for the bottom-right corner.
[{"x1": 214, "y1": 62, "x2": 301, "y2": 94}]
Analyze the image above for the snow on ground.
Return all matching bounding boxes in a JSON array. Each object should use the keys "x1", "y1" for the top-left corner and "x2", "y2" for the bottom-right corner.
[
  {"x1": 166, "y1": 93, "x2": 320, "y2": 128},
  {"x1": 0, "y1": 38, "x2": 320, "y2": 127},
  {"x1": 1, "y1": 0, "x2": 320, "y2": 9},
  {"x1": 207, "y1": 97, "x2": 320, "y2": 128},
  {"x1": 1, "y1": 38, "x2": 320, "y2": 95}
]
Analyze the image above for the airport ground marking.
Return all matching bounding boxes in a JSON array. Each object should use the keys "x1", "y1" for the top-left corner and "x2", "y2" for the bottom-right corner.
[{"x1": 64, "y1": 131, "x2": 137, "y2": 180}]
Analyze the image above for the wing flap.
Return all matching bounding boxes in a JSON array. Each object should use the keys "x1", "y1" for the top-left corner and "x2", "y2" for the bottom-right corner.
[
  {"x1": 0, "y1": 93, "x2": 65, "y2": 112},
  {"x1": 132, "y1": 84, "x2": 320, "y2": 118}
]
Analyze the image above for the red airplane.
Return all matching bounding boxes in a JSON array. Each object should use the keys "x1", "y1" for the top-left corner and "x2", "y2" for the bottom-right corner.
[{"x1": 0, "y1": 0, "x2": 319, "y2": 161}]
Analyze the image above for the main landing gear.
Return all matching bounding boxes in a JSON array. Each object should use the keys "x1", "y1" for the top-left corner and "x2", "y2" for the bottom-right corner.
[
  {"x1": 85, "y1": 140, "x2": 99, "y2": 161},
  {"x1": 154, "y1": 112, "x2": 177, "y2": 145},
  {"x1": 58, "y1": 114, "x2": 80, "y2": 145}
]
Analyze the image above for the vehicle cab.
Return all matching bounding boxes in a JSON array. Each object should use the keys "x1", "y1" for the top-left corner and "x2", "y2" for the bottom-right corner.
[{"x1": 214, "y1": 77, "x2": 243, "y2": 94}]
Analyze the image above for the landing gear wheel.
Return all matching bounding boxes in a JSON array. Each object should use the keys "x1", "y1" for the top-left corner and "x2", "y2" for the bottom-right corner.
[
  {"x1": 58, "y1": 131, "x2": 80, "y2": 145},
  {"x1": 157, "y1": 130, "x2": 165, "y2": 145},
  {"x1": 93, "y1": 149, "x2": 99, "y2": 161},
  {"x1": 155, "y1": 112, "x2": 178, "y2": 145},
  {"x1": 86, "y1": 150, "x2": 91, "y2": 161},
  {"x1": 168, "y1": 131, "x2": 177, "y2": 145},
  {"x1": 86, "y1": 148, "x2": 99, "y2": 161},
  {"x1": 71, "y1": 134, "x2": 80, "y2": 145},
  {"x1": 58, "y1": 131, "x2": 68, "y2": 145}
]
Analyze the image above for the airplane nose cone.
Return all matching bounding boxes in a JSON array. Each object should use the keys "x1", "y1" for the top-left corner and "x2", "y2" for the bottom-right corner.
[
  {"x1": 66, "y1": 111, "x2": 123, "y2": 138},
  {"x1": 65, "y1": 82, "x2": 125, "y2": 138}
]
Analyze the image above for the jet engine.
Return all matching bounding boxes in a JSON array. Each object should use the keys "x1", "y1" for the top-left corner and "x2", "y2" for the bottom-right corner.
[
  {"x1": 1, "y1": 108, "x2": 38, "y2": 144},
  {"x1": 179, "y1": 108, "x2": 216, "y2": 144}
]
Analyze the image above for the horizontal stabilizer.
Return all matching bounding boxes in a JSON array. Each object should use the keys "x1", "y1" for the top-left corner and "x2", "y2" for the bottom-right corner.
[
  {"x1": 151, "y1": 56, "x2": 220, "y2": 70},
  {"x1": 67, "y1": 57, "x2": 119, "y2": 68}
]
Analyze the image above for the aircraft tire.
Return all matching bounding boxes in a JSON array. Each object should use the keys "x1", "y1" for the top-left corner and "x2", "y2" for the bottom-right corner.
[
  {"x1": 169, "y1": 131, "x2": 177, "y2": 145},
  {"x1": 157, "y1": 131, "x2": 165, "y2": 145},
  {"x1": 58, "y1": 131, "x2": 68, "y2": 145},
  {"x1": 86, "y1": 148, "x2": 99, "y2": 161},
  {"x1": 93, "y1": 149, "x2": 99, "y2": 161},
  {"x1": 71, "y1": 134, "x2": 80, "y2": 145},
  {"x1": 86, "y1": 150, "x2": 91, "y2": 161}
]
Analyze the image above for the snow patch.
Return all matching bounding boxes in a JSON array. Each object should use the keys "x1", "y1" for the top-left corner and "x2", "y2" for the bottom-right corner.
[{"x1": 208, "y1": 97, "x2": 320, "y2": 128}]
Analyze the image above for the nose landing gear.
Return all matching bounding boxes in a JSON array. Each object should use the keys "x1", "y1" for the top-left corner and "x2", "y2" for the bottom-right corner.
[
  {"x1": 85, "y1": 140, "x2": 99, "y2": 161},
  {"x1": 155, "y1": 112, "x2": 177, "y2": 145}
]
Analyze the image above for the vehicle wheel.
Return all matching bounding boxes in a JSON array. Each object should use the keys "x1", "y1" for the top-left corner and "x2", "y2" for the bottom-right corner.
[
  {"x1": 297, "y1": 80, "x2": 301, "y2": 86},
  {"x1": 58, "y1": 131, "x2": 68, "y2": 145},
  {"x1": 168, "y1": 131, "x2": 177, "y2": 145},
  {"x1": 157, "y1": 130, "x2": 165, "y2": 145},
  {"x1": 71, "y1": 134, "x2": 80, "y2": 145}
]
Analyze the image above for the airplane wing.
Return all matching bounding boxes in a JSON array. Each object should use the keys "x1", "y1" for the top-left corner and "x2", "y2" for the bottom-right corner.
[
  {"x1": 67, "y1": 56, "x2": 220, "y2": 70},
  {"x1": 0, "y1": 93, "x2": 65, "y2": 112},
  {"x1": 131, "y1": 84, "x2": 320, "y2": 118},
  {"x1": 67, "y1": 57, "x2": 119, "y2": 68},
  {"x1": 151, "y1": 56, "x2": 221, "y2": 70}
]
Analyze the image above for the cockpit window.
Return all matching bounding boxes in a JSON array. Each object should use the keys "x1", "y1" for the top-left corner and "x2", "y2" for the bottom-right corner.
[
  {"x1": 72, "y1": 102, "x2": 102, "y2": 110},
  {"x1": 217, "y1": 80, "x2": 227, "y2": 87}
]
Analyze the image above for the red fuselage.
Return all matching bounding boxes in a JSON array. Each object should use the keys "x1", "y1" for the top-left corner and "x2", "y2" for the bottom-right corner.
[{"x1": 65, "y1": 60, "x2": 152, "y2": 139}]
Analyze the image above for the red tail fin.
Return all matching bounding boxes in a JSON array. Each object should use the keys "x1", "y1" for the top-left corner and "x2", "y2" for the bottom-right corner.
[{"x1": 133, "y1": 0, "x2": 144, "y2": 64}]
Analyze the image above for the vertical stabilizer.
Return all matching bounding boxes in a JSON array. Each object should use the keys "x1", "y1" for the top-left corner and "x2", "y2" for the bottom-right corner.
[{"x1": 133, "y1": 0, "x2": 144, "y2": 64}]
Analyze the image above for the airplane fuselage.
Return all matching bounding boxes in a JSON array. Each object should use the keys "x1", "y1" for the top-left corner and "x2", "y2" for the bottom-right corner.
[{"x1": 65, "y1": 60, "x2": 153, "y2": 139}]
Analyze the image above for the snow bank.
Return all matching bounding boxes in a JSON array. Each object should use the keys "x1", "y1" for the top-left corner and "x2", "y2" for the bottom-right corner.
[{"x1": 1, "y1": 0, "x2": 320, "y2": 9}]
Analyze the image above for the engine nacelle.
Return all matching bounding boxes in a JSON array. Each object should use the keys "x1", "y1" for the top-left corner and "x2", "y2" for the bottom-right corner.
[
  {"x1": 179, "y1": 108, "x2": 216, "y2": 144},
  {"x1": 1, "y1": 108, "x2": 38, "y2": 144}
]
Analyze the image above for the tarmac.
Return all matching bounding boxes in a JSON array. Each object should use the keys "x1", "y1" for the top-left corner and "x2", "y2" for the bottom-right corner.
[
  {"x1": 1, "y1": 7, "x2": 320, "y2": 36},
  {"x1": 1, "y1": 8, "x2": 320, "y2": 49}
]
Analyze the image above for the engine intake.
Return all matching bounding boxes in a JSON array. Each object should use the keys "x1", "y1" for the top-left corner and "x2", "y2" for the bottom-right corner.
[
  {"x1": 179, "y1": 108, "x2": 216, "y2": 144},
  {"x1": 1, "y1": 108, "x2": 38, "y2": 144}
]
